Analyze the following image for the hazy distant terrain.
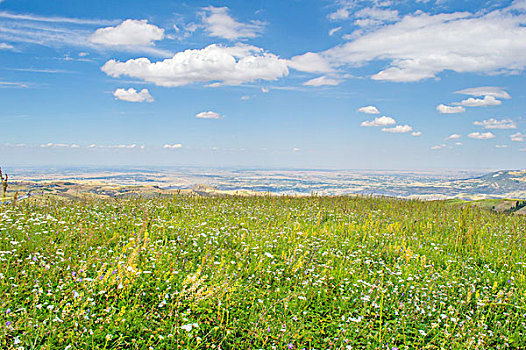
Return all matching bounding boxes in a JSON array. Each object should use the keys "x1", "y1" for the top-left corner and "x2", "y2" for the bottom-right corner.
[{"x1": 6, "y1": 167, "x2": 526, "y2": 200}]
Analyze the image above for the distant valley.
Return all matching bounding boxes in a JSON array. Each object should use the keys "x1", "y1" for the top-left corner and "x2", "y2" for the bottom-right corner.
[{"x1": 4, "y1": 167, "x2": 526, "y2": 202}]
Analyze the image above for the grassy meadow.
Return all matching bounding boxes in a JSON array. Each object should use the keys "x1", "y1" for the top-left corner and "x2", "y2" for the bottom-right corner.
[{"x1": 1, "y1": 195, "x2": 525, "y2": 349}]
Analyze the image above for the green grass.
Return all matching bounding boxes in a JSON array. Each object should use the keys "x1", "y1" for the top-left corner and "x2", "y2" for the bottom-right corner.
[{"x1": 1, "y1": 195, "x2": 525, "y2": 349}]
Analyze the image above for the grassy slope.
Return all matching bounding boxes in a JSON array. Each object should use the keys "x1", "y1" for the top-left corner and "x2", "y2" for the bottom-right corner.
[{"x1": 1, "y1": 195, "x2": 525, "y2": 349}]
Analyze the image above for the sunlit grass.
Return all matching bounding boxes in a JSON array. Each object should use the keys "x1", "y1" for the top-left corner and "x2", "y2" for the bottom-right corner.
[{"x1": 1, "y1": 195, "x2": 525, "y2": 349}]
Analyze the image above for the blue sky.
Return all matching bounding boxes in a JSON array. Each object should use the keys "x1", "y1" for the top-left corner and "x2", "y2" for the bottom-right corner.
[{"x1": 1, "y1": 0, "x2": 525, "y2": 170}]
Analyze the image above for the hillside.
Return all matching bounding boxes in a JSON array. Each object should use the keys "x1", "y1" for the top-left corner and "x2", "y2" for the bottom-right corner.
[{"x1": 1, "y1": 195, "x2": 525, "y2": 349}]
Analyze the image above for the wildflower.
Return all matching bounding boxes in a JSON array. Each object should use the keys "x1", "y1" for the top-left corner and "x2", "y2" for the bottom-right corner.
[
  {"x1": 6, "y1": 321, "x2": 11, "y2": 326},
  {"x1": 73, "y1": 290, "x2": 80, "y2": 298},
  {"x1": 264, "y1": 252, "x2": 273, "y2": 259},
  {"x1": 419, "y1": 330, "x2": 427, "y2": 336},
  {"x1": 288, "y1": 343, "x2": 294, "y2": 349},
  {"x1": 5, "y1": 308, "x2": 10, "y2": 314},
  {"x1": 14, "y1": 337, "x2": 21, "y2": 344},
  {"x1": 181, "y1": 323, "x2": 199, "y2": 331}
]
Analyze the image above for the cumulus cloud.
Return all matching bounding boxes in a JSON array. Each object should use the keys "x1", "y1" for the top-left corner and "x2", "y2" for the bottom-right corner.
[
  {"x1": 412, "y1": 131, "x2": 422, "y2": 136},
  {"x1": 0, "y1": 43, "x2": 14, "y2": 50},
  {"x1": 90, "y1": 19, "x2": 164, "y2": 48},
  {"x1": 455, "y1": 86, "x2": 511, "y2": 99},
  {"x1": 261, "y1": 87, "x2": 269, "y2": 93},
  {"x1": 445, "y1": 134, "x2": 461, "y2": 140},
  {"x1": 382, "y1": 124, "x2": 413, "y2": 133},
  {"x1": 457, "y1": 95, "x2": 501, "y2": 107},
  {"x1": 436, "y1": 104, "x2": 465, "y2": 114},
  {"x1": 495, "y1": 144, "x2": 508, "y2": 148},
  {"x1": 357, "y1": 105, "x2": 379, "y2": 114},
  {"x1": 201, "y1": 6, "x2": 264, "y2": 40},
  {"x1": 288, "y1": 52, "x2": 334, "y2": 74},
  {"x1": 473, "y1": 118, "x2": 517, "y2": 129},
  {"x1": 163, "y1": 144, "x2": 182, "y2": 149},
  {"x1": 431, "y1": 144, "x2": 446, "y2": 150},
  {"x1": 313, "y1": 4, "x2": 526, "y2": 82},
  {"x1": 292, "y1": 147, "x2": 301, "y2": 152},
  {"x1": 468, "y1": 132, "x2": 496, "y2": 140},
  {"x1": 101, "y1": 44, "x2": 289, "y2": 87},
  {"x1": 113, "y1": 88, "x2": 154, "y2": 103},
  {"x1": 510, "y1": 132, "x2": 525, "y2": 142},
  {"x1": 303, "y1": 76, "x2": 340, "y2": 86},
  {"x1": 361, "y1": 116, "x2": 395, "y2": 127},
  {"x1": 196, "y1": 111, "x2": 221, "y2": 119}
]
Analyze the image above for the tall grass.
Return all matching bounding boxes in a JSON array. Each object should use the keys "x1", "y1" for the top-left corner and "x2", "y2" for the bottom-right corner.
[{"x1": 1, "y1": 195, "x2": 525, "y2": 349}]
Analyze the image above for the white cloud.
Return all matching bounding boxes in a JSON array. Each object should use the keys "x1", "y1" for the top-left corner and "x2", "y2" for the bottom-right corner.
[
  {"x1": 241, "y1": 95, "x2": 251, "y2": 100},
  {"x1": 436, "y1": 104, "x2": 465, "y2": 114},
  {"x1": 329, "y1": 26, "x2": 342, "y2": 36},
  {"x1": 113, "y1": 88, "x2": 154, "y2": 103},
  {"x1": 431, "y1": 144, "x2": 446, "y2": 150},
  {"x1": 88, "y1": 144, "x2": 137, "y2": 149},
  {"x1": 458, "y1": 95, "x2": 501, "y2": 107},
  {"x1": 163, "y1": 144, "x2": 182, "y2": 149},
  {"x1": 468, "y1": 132, "x2": 495, "y2": 140},
  {"x1": 90, "y1": 19, "x2": 164, "y2": 47},
  {"x1": 261, "y1": 87, "x2": 269, "y2": 93},
  {"x1": 0, "y1": 43, "x2": 13, "y2": 50},
  {"x1": 101, "y1": 44, "x2": 289, "y2": 87},
  {"x1": 196, "y1": 111, "x2": 221, "y2": 119},
  {"x1": 0, "y1": 11, "x2": 116, "y2": 25},
  {"x1": 455, "y1": 142, "x2": 463, "y2": 146},
  {"x1": 329, "y1": 7, "x2": 352, "y2": 20},
  {"x1": 357, "y1": 105, "x2": 379, "y2": 114},
  {"x1": 361, "y1": 116, "x2": 395, "y2": 127},
  {"x1": 382, "y1": 124, "x2": 413, "y2": 133},
  {"x1": 473, "y1": 118, "x2": 517, "y2": 129},
  {"x1": 495, "y1": 144, "x2": 508, "y2": 148},
  {"x1": 292, "y1": 147, "x2": 301, "y2": 152},
  {"x1": 40, "y1": 143, "x2": 79, "y2": 149},
  {"x1": 318, "y1": 4, "x2": 526, "y2": 82},
  {"x1": 455, "y1": 86, "x2": 511, "y2": 99},
  {"x1": 511, "y1": 0, "x2": 526, "y2": 10},
  {"x1": 412, "y1": 131, "x2": 422, "y2": 136},
  {"x1": 510, "y1": 132, "x2": 525, "y2": 142},
  {"x1": 303, "y1": 76, "x2": 340, "y2": 86},
  {"x1": 201, "y1": 6, "x2": 264, "y2": 40},
  {"x1": 0, "y1": 81, "x2": 28, "y2": 88},
  {"x1": 445, "y1": 134, "x2": 461, "y2": 140},
  {"x1": 288, "y1": 52, "x2": 334, "y2": 74},
  {"x1": 355, "y1": 7, "x2": 399, "y2": 24}
]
